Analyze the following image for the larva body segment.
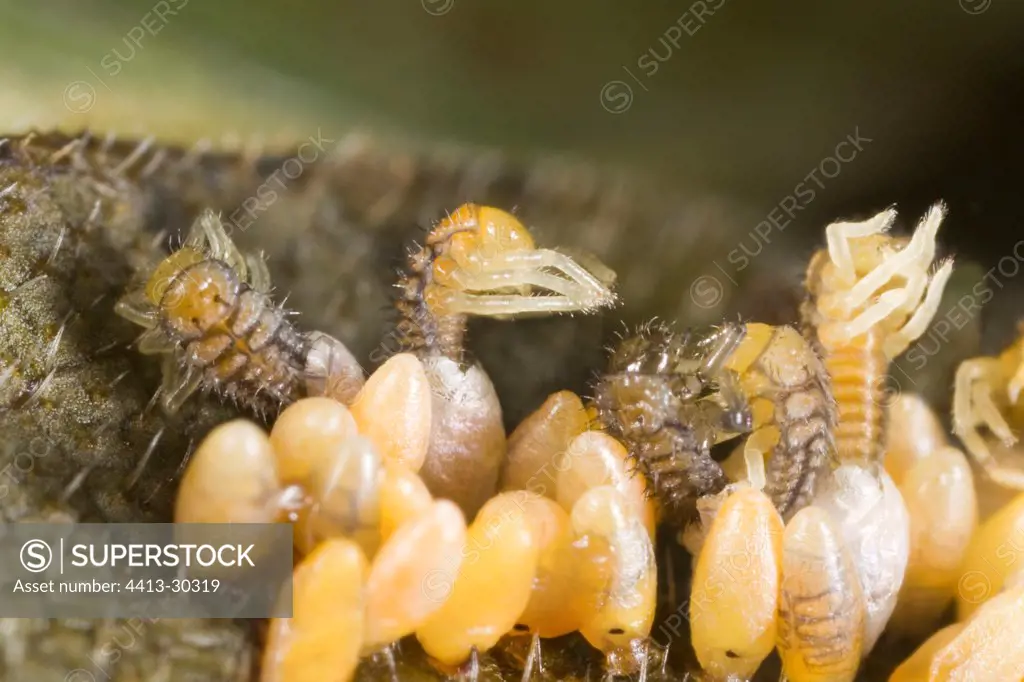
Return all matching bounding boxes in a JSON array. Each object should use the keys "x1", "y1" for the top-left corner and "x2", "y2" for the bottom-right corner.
[
  {"x1": 721, "y1": 322, "x2": 837, "y2": 519},
  {"x1": 777, "y1": 505, "x2": 865, "y2": 682}
]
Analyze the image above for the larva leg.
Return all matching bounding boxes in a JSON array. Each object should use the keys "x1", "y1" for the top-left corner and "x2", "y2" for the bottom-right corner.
[
  {"x1": 160, "y1": 356, "x2": 204, "y2": 414},
  {"x1": 741, "y1": 427, "x2": 772, "y2": 491},
  {"x1": 439, "y1": 290, "x2": 605, "y2": 316},
  {"x1": 825, "y1": 207, "x2": 898, "y2": 284},
  {"x1": 245, "y1": 252, "x2": 273, "y2": 293},
  {"x1": 953, "y1": 357, "x2": 1024, "y2": 488},
  {"x1": 137, "y1": 327, "x2": 177, "y2": 355},
  {"x1": 884, "y1": 258, "x2": 954, "y2": 359},
  {"x1": 445, "y1": 268, "x2": 597, "y2": 314},
  {"x1": 449, "y1": 248, "x2": 615, "y2": 313}
]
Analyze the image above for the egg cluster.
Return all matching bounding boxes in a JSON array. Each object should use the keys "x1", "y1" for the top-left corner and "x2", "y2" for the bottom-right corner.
[{"x1": 126, "y1": 199, "x2": 1024, "y2": 681}]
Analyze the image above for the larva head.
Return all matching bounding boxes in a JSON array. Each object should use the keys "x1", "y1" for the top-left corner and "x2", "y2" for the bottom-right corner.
[
  {"x1": 155, "y1": 257, "x2": 240, "y2": 340},
  {"x1": 429, "y1": 204, "x2": 536, "y2": 283},
  {"x1": 144, "y1": 246, "x2": 205, "y2": 305},
  {"x1": 422, "y1": 203, "x2": 616, "y2": 317}
]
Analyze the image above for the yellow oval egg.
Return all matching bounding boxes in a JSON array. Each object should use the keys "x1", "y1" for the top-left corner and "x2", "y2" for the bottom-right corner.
[
  {"x1": 261, "y1": 538, "x2": 366, "y2": 682},
  {"x1": 511, "y1": 492, "x2": 584, "y2": 638},
  {"x1": 556, "y1": 430, "x2": 656, "y2": 536},
  {"x1": 691, "y1": 485, "x2": 783, "y2": 680},
  {"x1": 570, "y1": 485, "x2": 656, "y2": 653},
  {"x1": 956, "y1": 490, "x2": 1024, "y2": 620},
  {"x1": 270, "y1": 397, "x2": 359, "y2": 484},
  {"x1": 888, "y1": 623, "x2": 965, "y2": 682},
  {"x1": 502, "y1": 390, "x2": 590, "y2": 496},
  {"x1": 891, "y1": 447, "x2": 977, "y2": 636},
  {"x1": 932, "y1": 584, "x2": 1024, "y2": 680},
  {"x1": 777, "y1": 505, "x2": 864, "y2": 682},
  {"x1": 364, "y1": 500, "x2": 467, "y2": 648},
  {"x1": 175, "y1": 419, "x2": 282, "y2": 524},
  {"x1": 415, "y1": 492, "x2": 541, "y2": 665},
  {"x1": 884, "y1": 393, "x2": 948, "y2": 486},
  {"x1": 379, "y1": 460, "x2": 434, "y2": 543},
  {"x1": 350, "y1": 352, "x2": 432, "y2": 472}
]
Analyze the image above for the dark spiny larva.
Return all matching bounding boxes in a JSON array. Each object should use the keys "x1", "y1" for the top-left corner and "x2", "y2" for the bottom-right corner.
[
  {"x1": 592, "y1": 321, "x2": 753, "y2": 523},
  {"x1": 115, "y1": 209, "x2": 311, "y2": 415}
]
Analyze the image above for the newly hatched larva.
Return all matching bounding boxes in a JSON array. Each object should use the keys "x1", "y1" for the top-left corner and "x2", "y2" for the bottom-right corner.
[
  {"x1": 952, "y1": 321, "x2": 1024, "y2": 489},
  {"x1": 776, "y1": 505, "x2": 865, "y2": 682},
  {"x1": 592, "y1": 321, "x2": 753, "y2": 524},
  {"x1": 801, "y1": 202, "x2": 954, "y2": 467},
  {"x1": 116, "y1": 209, "x2": 363, "y2": 414},
  {"x1": 689, "y1": 483, "x2": 784, "y2": 681},
  {"x1": 885, "y1": 394, "x2": 978, "y2": 638},
  {"x1": 394, "y1": 203, "x2": 617, "y2": 517},
  {"x1": 594, "y1": 320, "x2": 835, "y2": 525}
]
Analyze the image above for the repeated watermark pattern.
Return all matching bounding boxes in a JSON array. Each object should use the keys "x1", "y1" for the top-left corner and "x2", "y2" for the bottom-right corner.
[
  {"x1": 221, "y1": 129, "x2": 336, "y2": 236},
  {"x1": 688, "y1": 127, "x2": 873, "y2": 310},
  {"x1": 600, "y1": 0, "x2": 728, "y2": 114},
  {"x1": 63, "y1": 0, "x2": 190, "y2": 114},
  {"x1": 422, "y1": 0, "x2": 455, "y2": 17},
  {"x1": 960, "y1": 0, "x2": 992, "y2": 14}
]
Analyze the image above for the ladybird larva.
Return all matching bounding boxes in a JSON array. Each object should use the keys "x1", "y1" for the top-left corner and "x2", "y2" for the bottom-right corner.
[{"x1": 115, "y1": 209, "x2": 361, "y2": 415}]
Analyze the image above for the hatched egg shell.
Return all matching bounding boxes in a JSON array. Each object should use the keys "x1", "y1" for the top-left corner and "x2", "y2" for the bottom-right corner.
[
  {"x1": 294, "y1": 435, "x2": 382, "y2": 559},
  {"x1": 814, "y1": 463, "x2": 909, "y2": 653},
  {"x1": 691, "y1": 485, "x2": 783, "y2": 680},
  {"x1": 415, "y1": 491, "x2": 541, "y2": 665},
  {"x1": 364, "y1": 499, "x2": 467, "y2": 647},
  {"x1": 777, "y1": 505, "x2": 864, "y2": 682},
  {"x1": 175, "y1": 419, "x2": 282, "y2": 524},
  {"x1": 349, "y1": 352, "x2": 432, "y2": 472},
  {"x1": 890, "y1": 446, "x2": 977, "y2": 636},
  {"x1": 270, "y1": 397, "x2": 359, "y2": 484},
  {"x1": 502, "y1": 390, "x2": 590, "y2": 496},
  {"x1": 417, "y1": 356, "x2": 506, "y2": 519},
  {"x1": 956, "y1": 490, "x2": 1024, "y2": 620},
  {"x1": 261, "y1": 538, "x2": 366, "y2": 682},
  {"x1": 570, "y1": 485, "x2": 657, "y2": 653},
  {"x1": 304, "y1": 330, "x2": 365, "y2": 405}
]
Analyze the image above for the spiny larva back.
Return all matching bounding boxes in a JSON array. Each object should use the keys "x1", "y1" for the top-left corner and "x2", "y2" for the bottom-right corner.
[
  {"x1": 593, "y1": 321, "x2": 752, "y2": 523},
  {"x1": 115, "y1": 209, "x2": 311, "y2": 415}
]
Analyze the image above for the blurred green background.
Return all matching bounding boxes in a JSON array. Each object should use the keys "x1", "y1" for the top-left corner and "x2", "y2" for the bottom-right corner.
[{"x1": 3, "y1": 0, "x2": 1024, "y2": 366}]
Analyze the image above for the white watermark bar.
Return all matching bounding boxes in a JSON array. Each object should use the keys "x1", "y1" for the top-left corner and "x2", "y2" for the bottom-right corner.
[{"x1": 0, "y1": 523, "x2": 293, "y2": 618}]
